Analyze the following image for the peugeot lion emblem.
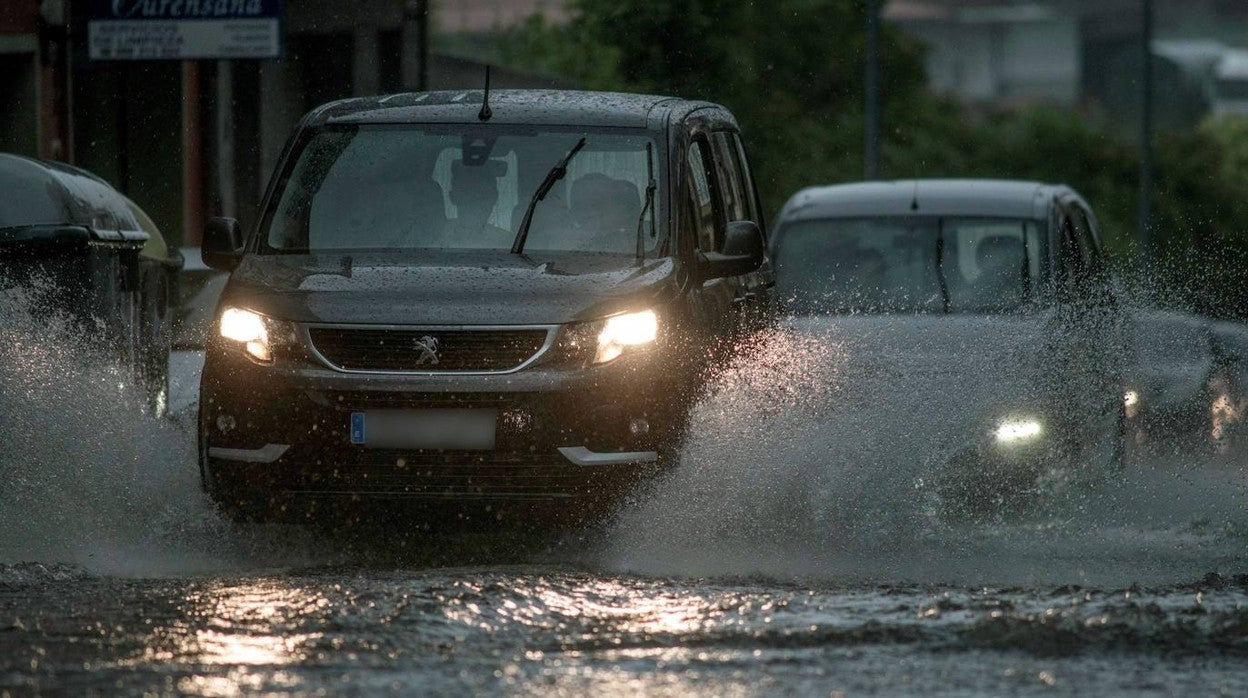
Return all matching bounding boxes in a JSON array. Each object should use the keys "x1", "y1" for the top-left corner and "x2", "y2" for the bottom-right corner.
[{"x1": 414, "y1": 335, "x2": 440, "y2": 366}]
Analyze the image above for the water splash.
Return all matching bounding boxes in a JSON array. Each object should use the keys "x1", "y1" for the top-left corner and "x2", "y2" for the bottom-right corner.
[
  {"x1": 0, "y1": 277, "x2": 340, "y2": 575},
  {"x1": 599, "y1": 316, "x2": 1248, "y2": 587}
]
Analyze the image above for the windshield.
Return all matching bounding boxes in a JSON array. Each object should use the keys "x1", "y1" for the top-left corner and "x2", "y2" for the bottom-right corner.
[
  {"x1": 775, "y1": 216, "x2": 1045, "y2": 314},
  {"x1": 264, "y1": 125, "x2": 662, "y2": 255}
]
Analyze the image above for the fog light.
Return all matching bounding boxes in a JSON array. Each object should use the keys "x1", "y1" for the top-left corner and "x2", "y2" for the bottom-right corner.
[
  {"x1": 216, "y1": 414, "x2": 237, "y2": 433},
  {"x1": 629, "y1": 418, "x2": 650, "y2": 436}
]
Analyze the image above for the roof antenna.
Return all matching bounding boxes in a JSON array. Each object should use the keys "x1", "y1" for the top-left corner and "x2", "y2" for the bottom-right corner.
[
  {"x1": 478, "y1": 66, "x2": 493, "y2": 121},
  {"x1": 909, "y1": 180, "x2": 920, "y2": 211}
]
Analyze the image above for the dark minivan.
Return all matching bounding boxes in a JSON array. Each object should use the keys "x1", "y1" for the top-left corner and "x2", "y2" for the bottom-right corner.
[{"x1": 199, "y1": 90, "x2": 772, "y2": 522}]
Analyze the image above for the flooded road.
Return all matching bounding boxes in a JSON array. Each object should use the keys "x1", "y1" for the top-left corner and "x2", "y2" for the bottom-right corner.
[
  {"x1": 3, "y1": 560, "x2": 1248, "y2": 695},
  {"x1": 3, "y1": 301, "x2": 1248, "y2": 695}
]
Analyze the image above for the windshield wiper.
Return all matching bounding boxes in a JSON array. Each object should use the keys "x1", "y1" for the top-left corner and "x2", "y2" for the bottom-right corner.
[
  {"x1": 934, "y1": 218, "x2": 951, "y2": 313},
  {"x1": 634, "y1": 142, "x2": 657, "y2": 264},
  {"x1": 511, "y1": 137, "x2": 587, "y2": 255}
]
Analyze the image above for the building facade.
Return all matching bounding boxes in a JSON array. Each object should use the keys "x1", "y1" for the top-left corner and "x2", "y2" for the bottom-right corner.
[{"x1": 0, "y1": 0, "x2": 567, "y2": 247}]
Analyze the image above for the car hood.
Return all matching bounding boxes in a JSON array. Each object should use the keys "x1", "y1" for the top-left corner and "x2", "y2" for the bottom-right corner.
[{"x1": 222, "y1": 250, "x2": 677, "y2": 325}]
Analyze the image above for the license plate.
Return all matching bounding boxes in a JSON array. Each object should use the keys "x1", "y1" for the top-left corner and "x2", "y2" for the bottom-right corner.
[{"x1": 349, "y1": 409, "x2": 498, "y2": 450}]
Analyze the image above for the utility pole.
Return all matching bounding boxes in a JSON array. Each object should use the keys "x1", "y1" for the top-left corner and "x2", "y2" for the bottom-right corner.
[
  {"x1": 417, "y1": 0, "x2": 429, "y2": 91},
  {"x1": 36, "y1": 0, "x2": 73, "y2": 162},
  {"x1": 1139, "y1": 0, "x2": 1154, "y2": 269},
  {"x1": 865, "y1": 0, "x2": 882, "y2": 179},
  {"x1": 402, "y1": 0, "x2": 430, "y2": 91}
]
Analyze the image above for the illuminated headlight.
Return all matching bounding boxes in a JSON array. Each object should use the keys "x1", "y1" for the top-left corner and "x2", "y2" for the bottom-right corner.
[
  {"x1": 994, "y1": 418, "x2": 1043, "y2": 444},
  {"x1": 596, "y1": 310, "x2": 658, "y2": 363},
  {"x1": 219, "y1": 307, "x2": 273, "y2": 363}
]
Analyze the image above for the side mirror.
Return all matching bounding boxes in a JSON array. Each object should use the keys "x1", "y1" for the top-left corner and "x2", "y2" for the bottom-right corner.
[
  {"x1": 202, "y1": 217, "x2": 243, "y2": 272},
  {"x1": 697, "y1": 220, "x2": 764, "y2": 281}
]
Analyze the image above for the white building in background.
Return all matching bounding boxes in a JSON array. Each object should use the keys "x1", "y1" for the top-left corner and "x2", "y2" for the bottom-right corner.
[
  {"x1": 887, "y1": 2, "x2": 1080, "y2": 105},
  {"x1": 1212, "y1": 49, "x2": 1248, "y2": 116},
  {"x1": 885, "y1": 0, "x2": 1248, "y2": 121}
]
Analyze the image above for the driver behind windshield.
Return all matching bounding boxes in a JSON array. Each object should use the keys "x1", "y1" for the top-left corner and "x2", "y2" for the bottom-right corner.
[
  {"x1": 569, "y1": 173, "x2": 641, "y2": 253},
  {"x1": 444, "y1": 159, "x2": 512, "y2": 246}
]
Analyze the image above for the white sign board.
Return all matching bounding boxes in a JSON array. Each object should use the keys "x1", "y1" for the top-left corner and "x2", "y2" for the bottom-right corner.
[{"x1": 88, "y1": 0, "x2": 282, "y2": 61}]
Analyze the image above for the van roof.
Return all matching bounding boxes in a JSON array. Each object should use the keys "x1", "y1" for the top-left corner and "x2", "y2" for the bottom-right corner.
[
  {"x1": 778, "y1": 179, "x2": 1070, "y2": 223},
  {"x1": 307, "y1": 89, "x2": 724, "y2": 130}
]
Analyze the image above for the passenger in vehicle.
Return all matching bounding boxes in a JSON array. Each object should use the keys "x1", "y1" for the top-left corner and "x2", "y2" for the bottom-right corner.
[
  {"x1": 570, "y1": 173, "x2": 641, "y2": 253},
  {"x1": 510, "y1": 190, "x2": 569, "y2": 246}
]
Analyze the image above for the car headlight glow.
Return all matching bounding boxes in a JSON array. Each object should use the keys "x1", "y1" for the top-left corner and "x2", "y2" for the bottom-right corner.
[
  {"x1": 595, "y1": 310, "x2": 658, "y2": 364},
  {"x1": 995, "y1": 418, "x2": 1043, "y2": 444},
  {"x1": 219, "y1": 307, "x2": 272, "y2": 362}
]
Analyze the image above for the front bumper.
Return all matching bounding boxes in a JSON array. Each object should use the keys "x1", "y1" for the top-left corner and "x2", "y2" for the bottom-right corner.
[{"x1": 199, "y1": 344, "x2": 684, "y2": 511}]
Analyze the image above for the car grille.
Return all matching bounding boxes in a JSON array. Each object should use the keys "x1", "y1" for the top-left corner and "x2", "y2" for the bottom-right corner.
[{"x1": 307, "y1": 327, "x2": 550, "y2": 372}]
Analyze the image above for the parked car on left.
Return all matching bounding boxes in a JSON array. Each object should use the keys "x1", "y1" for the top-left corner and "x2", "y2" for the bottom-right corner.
[{"x1": 0, "y1": 153, "x2": 182, "y2": 413}]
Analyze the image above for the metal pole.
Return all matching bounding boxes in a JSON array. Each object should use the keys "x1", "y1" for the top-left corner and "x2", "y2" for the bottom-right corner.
[
  {"x1": 417, "y1": 0, "x2": 429, "y2": 91},
  {"x1": 215, "y1": 59, "x2": 236, "y2": 220},
  {"x1": 865, "y1": 0, "x2": 882, "y2": 179},
  {"x1": 1139, "y1": 0, "x2": 1154, "y2": 269},
  {"x1": 182, "y1": 61, "x2": 204, "y2": 246}
]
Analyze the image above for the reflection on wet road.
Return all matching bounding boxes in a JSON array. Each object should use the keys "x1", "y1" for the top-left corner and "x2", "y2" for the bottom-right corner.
[{"x1": 4, "y1": 564, "x2": 1248, "y2": 696}]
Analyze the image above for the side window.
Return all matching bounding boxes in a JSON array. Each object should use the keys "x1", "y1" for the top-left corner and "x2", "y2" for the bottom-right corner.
[
  {"x1": 1068, "y1": 204, "x2": 1099, "y2": 269},
  {"x1": 731, "y1": 134, "x2": 765, "y2": 234},
  {"x1": 1057, "y1": 213, "x2": 1086, "y2": 291},
  {"x1": 686, "y1": 140, "x2": 720, "y2": 251},
  {"x1": 710, "y1": 132, "x2": 748, "y2": 223}
]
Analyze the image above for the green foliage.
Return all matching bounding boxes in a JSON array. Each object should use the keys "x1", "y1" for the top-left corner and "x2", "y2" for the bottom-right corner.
[
  {"x1": 499, "y1": 0, "x2": 1248, "y2": 317},
  {"x1": 1200, "y1": 114, "x2": 1248, "y2": 192},
  {"x1": 496, "y1": 14, "x2": 622, "y2": 90}
]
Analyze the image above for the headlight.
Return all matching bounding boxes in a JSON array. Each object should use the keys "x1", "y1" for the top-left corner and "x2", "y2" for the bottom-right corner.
[
  {"x1": 596, "y1": 310, "x2": 658, "y2": 363},
  {"x1": 219, "y1": 307, "x2": 273, "y2": 363},
  {"x1": 994, "y1": 418, "x2": 1043, "y2": 445}
]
